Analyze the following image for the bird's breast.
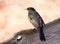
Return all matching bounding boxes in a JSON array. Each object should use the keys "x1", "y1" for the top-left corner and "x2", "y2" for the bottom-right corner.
[{"x1": 28, "y1": 17, "x2": 39, "y2": 28}]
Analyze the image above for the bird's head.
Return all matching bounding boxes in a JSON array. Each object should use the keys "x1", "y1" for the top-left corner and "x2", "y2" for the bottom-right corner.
[{"x1": 25, "y1": 7, "x2": 35, "y2": 11}]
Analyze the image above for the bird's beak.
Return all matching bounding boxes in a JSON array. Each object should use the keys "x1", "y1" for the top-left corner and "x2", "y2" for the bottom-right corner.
[{"x1": 24, "y1": 8, "x2": 27, "y2": 10}]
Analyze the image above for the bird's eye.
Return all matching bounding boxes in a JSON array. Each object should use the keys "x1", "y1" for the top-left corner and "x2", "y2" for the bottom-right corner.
[
  {"x1": 17, "y1": 35, "x2": 22, "y2": 41},
  {"x1": 30, "y1": 17, "x2": 32, "y2": 20}
]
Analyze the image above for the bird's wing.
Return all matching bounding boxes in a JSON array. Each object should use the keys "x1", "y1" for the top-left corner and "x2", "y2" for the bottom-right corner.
[{"x1": 34, "y1": 11, "x2": 45, "y2": 27}]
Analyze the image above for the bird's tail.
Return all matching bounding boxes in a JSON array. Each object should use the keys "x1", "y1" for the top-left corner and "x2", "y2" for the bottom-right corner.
[{"x1": 39, "y1": 27, "x2": 46, "y2": 41}]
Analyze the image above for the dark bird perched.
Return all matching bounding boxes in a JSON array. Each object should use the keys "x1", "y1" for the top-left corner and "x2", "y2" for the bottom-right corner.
[{"x1": 25, "y1": 7, "x2": 46, "y2": 41}]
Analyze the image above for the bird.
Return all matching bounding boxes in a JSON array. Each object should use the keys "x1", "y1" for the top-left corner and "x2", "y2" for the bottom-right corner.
[{"x1": 25, "y1": 7, "x2": 46, "y2": 41}]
